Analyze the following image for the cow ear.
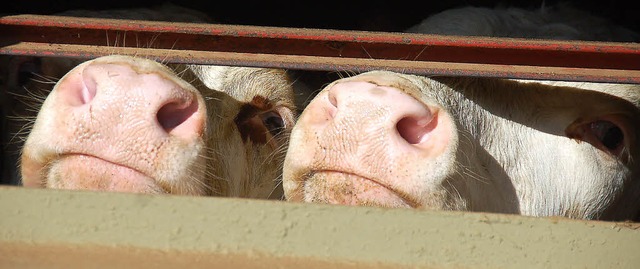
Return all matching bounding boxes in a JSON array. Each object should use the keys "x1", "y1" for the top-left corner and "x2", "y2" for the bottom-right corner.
[{"x1": 565, "y1": 114, "x2": 636, "y2": 160}]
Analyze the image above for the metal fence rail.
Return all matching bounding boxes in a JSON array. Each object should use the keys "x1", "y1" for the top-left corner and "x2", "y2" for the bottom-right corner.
[{"x1": 2, "y1": 14, "x2": 640, "y2": 83}]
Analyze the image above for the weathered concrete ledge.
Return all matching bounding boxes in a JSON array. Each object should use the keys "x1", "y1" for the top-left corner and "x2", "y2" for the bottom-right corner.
[{"x1": 1, "y1": 186, "x2": 638, "y2": 268}]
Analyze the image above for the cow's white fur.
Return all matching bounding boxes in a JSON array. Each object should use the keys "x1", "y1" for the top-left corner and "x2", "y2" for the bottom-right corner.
[
  {"x1": 407, "y1": 4, "x2": 638, "y2": 220},
  {"x1": 406, "y1": 4, "x2": 640, "y2": 219}
]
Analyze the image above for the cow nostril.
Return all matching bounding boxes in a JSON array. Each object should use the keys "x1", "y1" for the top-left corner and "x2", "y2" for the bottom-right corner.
[
  {"x1": 396, "y1": 115, "x2": 435, "y2": 145},
  {"x1": 81, "y1": 76, "x2": 97, "y2": 105},
  {"x1": 328, "y1": 87, "x2": 338, "y2": 109},
  {"x1": 157, "y1": 99, "x2": 198, "y2": 133},
  {"x1": 61, "y1": 65, "x2": 98, "y2": 106}
]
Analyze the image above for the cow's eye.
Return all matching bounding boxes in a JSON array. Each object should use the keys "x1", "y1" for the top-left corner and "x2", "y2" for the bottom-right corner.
[
  {"x1": 260, "y1": 111, "x2": 285, "y2": 137},
  {"x1": 567, "y1": 118, "x2": 627, "y2": 157},
  {"x1": 590, "y1": 120, "x2": 624, "y2": 152},
  {"x1": 235, "y1": 105, "x2": 289, "y2": 145}
]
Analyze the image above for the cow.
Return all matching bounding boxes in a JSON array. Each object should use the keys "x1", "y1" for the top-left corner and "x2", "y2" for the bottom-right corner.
[
  {"x1": 282, "y1": 4, "x2": 640, "y2": 220},
  {"x1": 8, "y1": 4, "x2": 304, "y2": 199}
]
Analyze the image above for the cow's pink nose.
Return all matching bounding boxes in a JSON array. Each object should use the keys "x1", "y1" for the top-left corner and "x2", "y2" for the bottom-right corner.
[
  {"x1": 324, "y1": 81, "x2": 435, "y2": 146},
  {"x1": 55, "y1": 60, "x2": 203, "y2": 138}
]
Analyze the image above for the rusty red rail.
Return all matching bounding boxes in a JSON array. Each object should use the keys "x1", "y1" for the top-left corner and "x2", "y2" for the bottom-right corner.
[{"x1": 2, "y1": 14, "x2": 640, "y2": 83}]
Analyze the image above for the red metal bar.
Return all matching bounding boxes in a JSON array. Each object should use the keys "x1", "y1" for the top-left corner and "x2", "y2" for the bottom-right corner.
[
  {"x1": 1, "y1": 14, "x2": 640, "y2": 83},
  {"x1": 5, "y1": 42, "x2": 639, "y2": 84}
]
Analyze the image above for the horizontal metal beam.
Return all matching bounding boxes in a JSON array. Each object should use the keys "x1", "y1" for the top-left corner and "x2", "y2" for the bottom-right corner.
[
  {"x1": 5, "y1": 42, "x2": 639, "y2": 84},
  {"x1": 2, "y1": 14, "x2": 640, "y2": 83},
  {"x1": 1, "y1": 186, "x2": 639, "y2": 268}
]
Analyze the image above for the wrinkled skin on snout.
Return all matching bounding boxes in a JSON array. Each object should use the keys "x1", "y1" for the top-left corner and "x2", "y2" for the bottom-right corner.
[
  {"x1": 283, "y1": 71, "x2": 640, "y2": 220},
  {"x1": 21, "y1": 55, "x2": 297, "y2": 198}
]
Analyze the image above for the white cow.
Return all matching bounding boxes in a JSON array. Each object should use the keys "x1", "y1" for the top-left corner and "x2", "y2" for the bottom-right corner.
[
  {"x1": 282, "y1": 4, "x2": 640, "y2": 220},
  {"x1": 13, "y1": 4, "x2": 303, "y2": 199}
]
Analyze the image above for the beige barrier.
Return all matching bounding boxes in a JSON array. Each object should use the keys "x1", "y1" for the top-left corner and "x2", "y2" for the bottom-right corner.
[{"x1": 1, "y1": 186, "x2": 638, "y2": 268}]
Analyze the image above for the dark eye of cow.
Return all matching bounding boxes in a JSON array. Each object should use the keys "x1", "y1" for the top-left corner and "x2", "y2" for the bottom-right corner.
[
  {"x1": 260, "y1": 111, "x2": 285, "y2": 137},
  {"x1": 590, "y1": 120, "x2": 624, "y2": 151},
  {"x1": 235, "y1": 105, "x2": 287, "y2": 145},
  {"x1": 566, "y1": 117, "x2": 629, "y2": 158}
]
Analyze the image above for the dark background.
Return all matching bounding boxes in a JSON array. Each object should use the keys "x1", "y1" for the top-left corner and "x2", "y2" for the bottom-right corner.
[{"x1": 4, "y1": 0, "x2": 639, "y2": 33}]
